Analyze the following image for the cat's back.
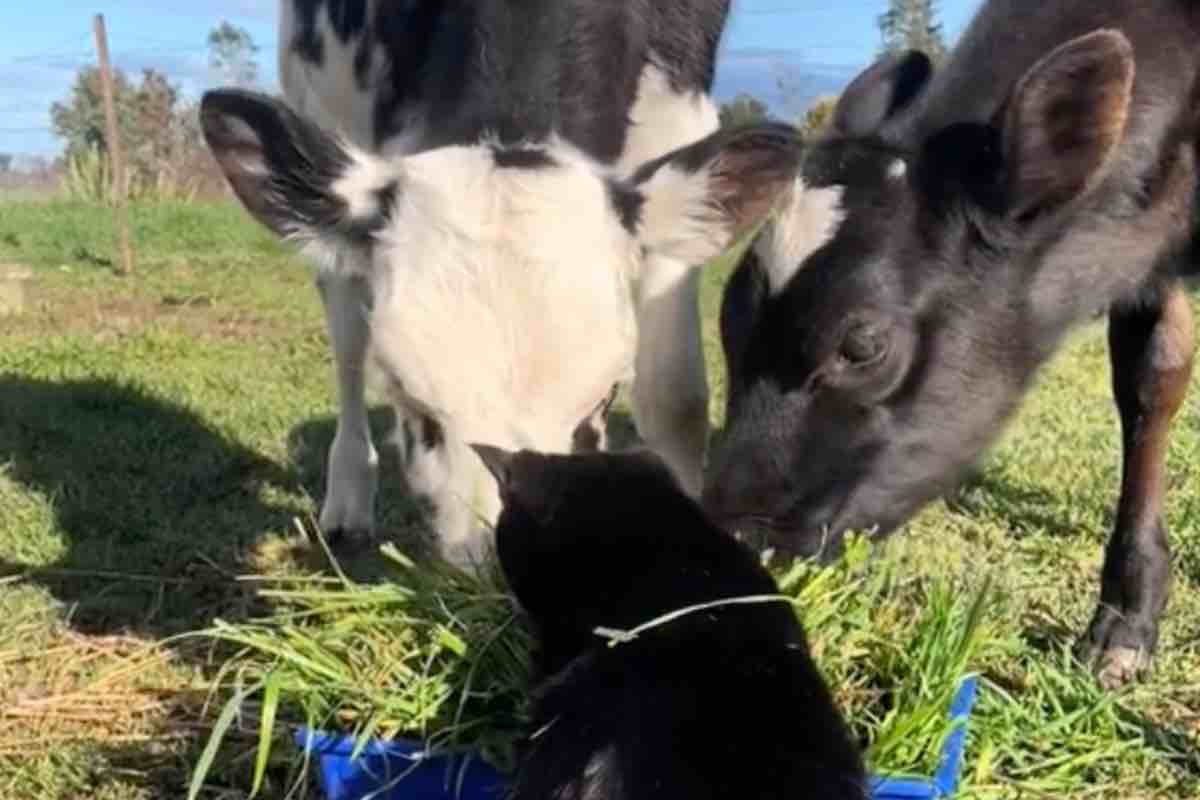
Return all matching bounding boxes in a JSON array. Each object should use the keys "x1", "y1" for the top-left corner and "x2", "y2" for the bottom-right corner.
[{"x1": 609, "y1": 611, "x2": 866, "y2": 800}]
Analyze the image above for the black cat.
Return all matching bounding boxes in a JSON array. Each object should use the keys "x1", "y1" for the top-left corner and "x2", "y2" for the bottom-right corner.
[{"x1": 472, "y1": 445, "x2": 867, "y2": 800}]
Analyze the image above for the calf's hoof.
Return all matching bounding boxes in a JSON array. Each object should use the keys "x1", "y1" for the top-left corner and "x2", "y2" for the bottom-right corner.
[
  {"x1": 1075, "y1": 610, "x2": 1154, "y2": 689},
  {"x1": 320, "y1": 435, "x2": 380, "y2": 546},
  {"x1": 1093, "y1": 647, "x2": 1149, "y2": 690},
  {"x1": 318, "y1": 497, "x2": 376, "y2": 548},
  {"x1": 320, "y1": 525, "x2": 375, "y2": 550}
]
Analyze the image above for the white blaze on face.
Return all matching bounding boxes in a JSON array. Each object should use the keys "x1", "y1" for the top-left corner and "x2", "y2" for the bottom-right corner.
[
  {"x1": 754, "y1": 178, "x2": 846, "y2": 295},
  {"x1": 367, "y1": 141, "x2": 640, "y2": 454}
]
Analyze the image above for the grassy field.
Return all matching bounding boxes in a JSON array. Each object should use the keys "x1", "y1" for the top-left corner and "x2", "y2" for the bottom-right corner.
[{"x1": 0, "y1": 198, "x2": 1198, "y2": 799}]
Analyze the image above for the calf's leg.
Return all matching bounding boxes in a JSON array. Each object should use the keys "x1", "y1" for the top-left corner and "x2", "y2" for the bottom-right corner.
[
  {"x1": 315, "y1": 269, "x2": 379, "y2": 542},
  {"x1": 1078, "y1": 282, "x2": 1195, "y2": 688},
  {"x1": 631, "y1": 261, "x2": 709, "y2": 498}
]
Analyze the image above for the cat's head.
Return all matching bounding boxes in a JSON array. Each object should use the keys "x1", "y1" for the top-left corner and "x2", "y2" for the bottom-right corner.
[{"x1": 472, "y1": 446, "x2": 693, "y2": 629}]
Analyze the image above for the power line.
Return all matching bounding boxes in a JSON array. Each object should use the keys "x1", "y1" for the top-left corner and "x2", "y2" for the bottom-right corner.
[{"x1": 2, "y1": 31, "x2": 94, "y2": 64}]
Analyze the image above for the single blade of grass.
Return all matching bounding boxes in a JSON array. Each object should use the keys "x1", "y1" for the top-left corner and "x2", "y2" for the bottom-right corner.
[
  {"x1": 250, "y1": 670, "x2": 282, "y2": 797},
  {"x1": 188, "y1": 678, "x2": 264, "y2": 800}
]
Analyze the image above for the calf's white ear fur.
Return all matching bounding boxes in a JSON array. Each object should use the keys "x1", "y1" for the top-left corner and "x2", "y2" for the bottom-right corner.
[
  {"x1": 630, "y1": 123, "x2": 805, "y2": 266},
  {"x1": 200, "y1": 88, "x2": 401, "y2": 248}
]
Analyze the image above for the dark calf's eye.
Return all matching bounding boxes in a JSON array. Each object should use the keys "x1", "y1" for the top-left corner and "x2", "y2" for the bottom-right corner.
[{"x1": 839, "y1": 323, "x2": 887, "y2": 366}]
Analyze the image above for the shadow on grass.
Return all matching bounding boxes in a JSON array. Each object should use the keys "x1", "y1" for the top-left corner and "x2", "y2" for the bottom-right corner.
[
  {"x1": 1116, "y1": 706, "x2": 1200, "y2": 783},
  {"x1": 0, "y1": 378, "x2": 442, "y2": 796},
  {"x1": 944, "y1": 469, "x2": 1086, "y2": 540},
  {"x1": 605, "y1": 408, "x2": 643, "y2": 452},
  {"x1": 88, "y1": 727, "x2": 321, "y2": 800},
  {"x1": 286, "y1": 405, "x2": 438, "y2": 577},
  {"x1": 0, "y1": 377, "x2": 458, "y2": 637},
  {"x1": 0, "y1": 377, "x2": 301, "y2": 636}
]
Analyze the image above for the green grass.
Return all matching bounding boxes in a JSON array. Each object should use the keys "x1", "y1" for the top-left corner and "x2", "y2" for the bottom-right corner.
[{"x1": 0, "y1": 198, "x2": 1198, "y2": 799}]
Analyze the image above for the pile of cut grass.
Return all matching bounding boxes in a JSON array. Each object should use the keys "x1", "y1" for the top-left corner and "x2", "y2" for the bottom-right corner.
[
  {"x1": 184, "y1": 535, "x2": 532, "y2": 799},
  {"x1": 185, "y1": 531, "x2": 995, "y2": 799}
]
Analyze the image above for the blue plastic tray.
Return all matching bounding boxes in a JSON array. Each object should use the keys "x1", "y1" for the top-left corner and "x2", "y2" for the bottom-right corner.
[{"x1": 297, "y1": 675, "x2": 979, "y2": 800}]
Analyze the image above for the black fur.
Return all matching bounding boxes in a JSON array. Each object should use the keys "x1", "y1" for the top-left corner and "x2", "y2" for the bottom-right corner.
[
  {"x1": 492, "y1": 147, "x2": 559, "y2": 170},
  {"x1": 286, "y1": 0, "x2": 731, "y2": 157},
  {"x1": 607, "y1": 181, "x2": 645, "y2": 234},
  {"x1": 476, "y1": 446, "x2": 867, "y2": 800},
  {"x1": 706, "y1": 0, "x2": 1200, "y2": 678},
  {"x1": 198, "y1": 89, "x2": 395, "y2": 244},
  {"x1": 208, "y1": 0, "x2": 738, "y2": 245}
]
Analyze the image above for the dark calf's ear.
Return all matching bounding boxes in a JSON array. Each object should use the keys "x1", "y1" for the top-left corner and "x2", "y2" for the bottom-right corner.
[
  {"x1": 998, "y1": 29, "x2": 1134, "y2": 223},
  {"x1": 631, "y1": 123, "x2": 804, "y2": 266},
  {"x1": 200, "y1": 89, "x2": 398, "y2": 245},
  {"x1": 831, "y1": 50, "x2": 933, "y2": 138}
]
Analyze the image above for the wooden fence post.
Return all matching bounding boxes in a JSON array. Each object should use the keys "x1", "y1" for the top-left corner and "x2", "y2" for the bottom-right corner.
[{"x1": 93, "y1": 13, "x2": 135, "y2": 275}]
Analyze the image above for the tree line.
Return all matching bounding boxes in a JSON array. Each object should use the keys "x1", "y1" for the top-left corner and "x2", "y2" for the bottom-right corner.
[
  {"x1": 719, "y1": 0, "x2": 946, "y2": 135},
  {"x1": 0, "y1": 20, "x2": 260, "y2": 197}
]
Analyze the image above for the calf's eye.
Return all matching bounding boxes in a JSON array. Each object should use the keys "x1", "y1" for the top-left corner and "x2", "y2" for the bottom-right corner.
[{"x1": 839, "y1": 323, "x2": 887, "y2": 366}]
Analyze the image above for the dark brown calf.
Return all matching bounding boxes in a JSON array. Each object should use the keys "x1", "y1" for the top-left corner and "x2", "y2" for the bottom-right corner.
[{"x1": 705, "y1": 0, "x2": 1200, "y2": 688}]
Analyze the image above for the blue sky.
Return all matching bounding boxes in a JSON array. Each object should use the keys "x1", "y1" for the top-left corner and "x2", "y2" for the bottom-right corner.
[{"x1": 0, "y1": 0, "x2": 981, "y2": 158}]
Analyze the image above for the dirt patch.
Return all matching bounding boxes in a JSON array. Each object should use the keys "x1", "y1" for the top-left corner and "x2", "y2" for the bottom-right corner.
[{"x1": 0, "y1": 278, "x2": 288, "y2": 343}]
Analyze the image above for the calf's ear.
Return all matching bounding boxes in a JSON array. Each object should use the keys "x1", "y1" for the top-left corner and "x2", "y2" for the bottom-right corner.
[
  {"x1": 997, "y1": 29, "x2": 1134, "y2": 223},
  {"x1": 831, "y1": 50, "x2": 933, "y2": 138},
  {"x1": 629, "y1": 123, "x2": 805, "y2": 266},
  {"x1": 200, "y1": 89, "x2": 399, "y2": 246}
]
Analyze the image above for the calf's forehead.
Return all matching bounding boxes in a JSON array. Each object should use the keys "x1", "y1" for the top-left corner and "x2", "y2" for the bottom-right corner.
[
  {"x1": 752, "y1": 137, "x2": 913, "y2": 298},
  {"x1": 760, "y1": 138, "x2": 916, "y2": 300},
  {"x1": 801, "y1": 137, "x2": 910, "y2": 195},
  {"x1": 388, "y1": 143, "x2": 634, "y2": 248}
]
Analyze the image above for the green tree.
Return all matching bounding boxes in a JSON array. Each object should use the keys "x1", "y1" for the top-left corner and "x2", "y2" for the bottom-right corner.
[
  {"x1": 208, "y1": 20, "x2": 259, "y2": 87},
  {"x1": 51, "y1": 66, "x2": 141, "y2": 162},
  {"x1": 719, "y1": 93, "x2": 769, "y2": 129},
  {"x1": 878, "y1": 0, "x2": 947, "y2": 63},
  {"x1": 0, "y1": 154, "x2": 12, "y2": 173},
  {"x1": 799, "y1": 96, "x2": 838, "y2": 139},
  {"x1": 49, "y1": 66, "x2": 210, "y2": 198}
]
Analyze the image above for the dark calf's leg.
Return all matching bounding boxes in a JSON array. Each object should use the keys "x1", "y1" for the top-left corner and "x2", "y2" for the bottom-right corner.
[{"x1": 1078, "y1": 282, "x2": 1195, "y2": 689}]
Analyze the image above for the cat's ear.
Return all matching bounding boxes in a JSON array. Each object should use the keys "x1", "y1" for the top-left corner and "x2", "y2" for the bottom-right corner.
[
  {"x1": 471, "y1": 444, "x2": 563, "y2": 522},
  {"x1": 471, "y1": 444, "x2": 565, "y2": 609},
  {"x1": 472, "y1": 444, "x2": 517, "y2": 496}
]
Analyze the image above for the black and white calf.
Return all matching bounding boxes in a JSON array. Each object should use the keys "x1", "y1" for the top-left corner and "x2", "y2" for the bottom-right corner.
[
  {"x1": 706, "y1": 0, "x2": 1200, "y2": 688},
  {"x1": 200, "y1": 0, "x2": 819, "y2": 567}
]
